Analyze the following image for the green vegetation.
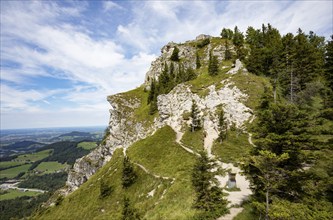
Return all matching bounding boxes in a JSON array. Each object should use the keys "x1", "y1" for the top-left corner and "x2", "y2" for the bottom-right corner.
[
  {"x1": 230, "y1": 72, "x2": 270, "y2": 110},
  {"x1": 233, "y1": 203, "x2": 257, "y2": 220},
  {"x1": 0, "y1": 189, "x2": 42, "y2": 201},
  {"x1": 0, "y1": 161, "x2": 25, "y2": 170},
  {"x1": 122, "y1": 156, "x2": 137, "y2": 188},
  {"x1": 181, "y1": 129, "x2": 204, "y2": 152},
  {"x1": 190, "y1": 100, "x2": 202, "y2": 132},
  {"x1": 170, "y1": 46, "x2": 180, "y2": 61},
  {"x1": 33, "y1": 162, "x2": 68, "y2": 174},
  {"x1": 16, "y1": 149, "x2": 52, "y2": 162},
  {"x1": 208, "y1": 51, "x2": 219, "y2": 76},
  {"x1": 77, "y1": 141, "x2": 97, "y2": 150},
  {"x1": 18, "y1": 172, "x2": 67, "y2": 192},
  {"x1": 34, "y1": 126, "x2": 198, "y2": 220},
  {"x1": 212, "y1": 129, "x2": 252, "y2": 164},
  {"x1": 0, "y1": 164, "x2": 31, "y2": 179},
  {"x1": 192, "y1": 151, "x2": 228, "y2": 219},
  {"x1": 0, "y1": 193, "x2": 50, "y2": 220},
  {"x1": 187, "y1": 65, "x2": 231, "y2": 97}
]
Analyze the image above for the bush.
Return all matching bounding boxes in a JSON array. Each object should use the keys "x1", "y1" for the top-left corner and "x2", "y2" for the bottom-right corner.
[
  {"x1": 99, "y1": 181, "x2": 113, "y2": 198},
  {"x1": 196, "y1": 38, "x2": 210, "y2": 48}
]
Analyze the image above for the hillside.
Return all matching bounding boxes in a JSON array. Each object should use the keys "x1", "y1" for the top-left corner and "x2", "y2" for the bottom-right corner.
[{"x1": 34, "y1": 25, "x2": 333, "y2": 220}]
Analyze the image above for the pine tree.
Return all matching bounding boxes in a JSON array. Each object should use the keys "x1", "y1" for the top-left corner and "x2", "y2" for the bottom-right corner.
[
  {"x1": 191, "y1": 100, "x2": 201, "y2": 132},
  {"x1": 208, "y1": 51, "x2": 219, "y2": 76},
  {"x1": 246, "y1": 150, "x2": 289, "y2": 220},
  {"x1": 147, "y1": 80, "x2": 156, "y2": 104},
  {"x1": 218, "y1": 108, "x2": 227, "y2": 142},
  {"x1": 325, "y1": 35, "x2": 333, "y2": 92},
  {"x1": 192, "y1": 151, "x2": 228, "y2": 218},
  {"x1": 170, "y1": 46, "x2": 180, "y2": 61},
  {"x1": 224, "y1": 40, "x2": 232, "y2": 60},
  {"x1": 122, "y1": 197, "x2": 140, "y2": 220},
  {"x1": 122, "y1": 156, "x2": 137, "y2": 188},
  {"x1": 220, "y1": 28, "x2": 233, "y2": 40},
  {"x1": 196, "y1": 52, "x2": 201, "y2": 69}
]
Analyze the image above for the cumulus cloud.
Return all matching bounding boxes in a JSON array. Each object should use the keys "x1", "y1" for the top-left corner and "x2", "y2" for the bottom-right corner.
[{"x1": 1, "y1": 0, "x2": 332, "y2": 129}]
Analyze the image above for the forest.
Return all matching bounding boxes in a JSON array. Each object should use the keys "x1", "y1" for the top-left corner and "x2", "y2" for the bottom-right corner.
[{"x1": 221, "y1": 24, "x2": 333, "y2": 219}]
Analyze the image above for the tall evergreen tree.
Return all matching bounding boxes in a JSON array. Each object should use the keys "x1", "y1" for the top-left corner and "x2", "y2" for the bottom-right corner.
[
  {"x1": 220, "y1": 28, "x2": 233, "y2": 40},
  {"x1": 170, "y1": 46, "x2": 180, "y2": 61},
  {"x1": 196, "y1": 52, "x2": 201, "y2": 69},
  {"x1": 192, "y1": 151, "x2": 228, "y2": 219},
  {"x1": 122, "y1": 156, "x2": 137, "y2": 188},
  {"x1": 325, "y1": 35, "x2": 333, "y2": 92},
  {"x1": 224, "y1": 40, "x2": 232, "y2": 60},
  {"x1": 122, "y1": 197, "x2": 140, "y2": 220},
  {"x1": 147, "y1": 80, "x2": 156, "y2": 104},
  {"x1": 218, "y1": 108, "x2": 227, "y2": 142},
  {"x1": 191, "y1": 100, "x2": 201, "y2": 132},
  {"x1": 208, "y1": 51, "x2": 219, "y2": 76}
]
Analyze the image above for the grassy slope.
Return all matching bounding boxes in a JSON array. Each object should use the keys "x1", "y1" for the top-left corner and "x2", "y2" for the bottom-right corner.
[
  {"x1": 34, "y1": 162, "x2": 68, "y2": 174},
  {"x1": 0, "y1": 164, "x2": 31, "y2": 179},
  {"x1": 0, "y1": 189, "x2": 42, "y2": 201},
  {"x1": 15, "y1": 150, "x2": 52, "y2": 162},
  {"x1": 212, "y1": 130, "x2": 252, "y2": 164},
  {"x1": 35, "y1": 126, "x2": 197, "y2": 220},
  {"x1": 181, "y1": 129, "x2": 205, "y2": 152},
  {"x1": 77, "y1": 141, "x2": 97, "y2": 150}
]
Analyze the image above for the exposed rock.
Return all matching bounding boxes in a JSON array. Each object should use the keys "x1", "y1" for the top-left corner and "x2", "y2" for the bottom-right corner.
[{"x1": 65, "y1": 36, "x2": 252, "y2": 195}]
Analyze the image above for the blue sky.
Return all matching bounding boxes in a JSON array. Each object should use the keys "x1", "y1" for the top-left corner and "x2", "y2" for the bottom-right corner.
[{"x1": 1, "y1": 0, "x2": 332, "y2": 129}]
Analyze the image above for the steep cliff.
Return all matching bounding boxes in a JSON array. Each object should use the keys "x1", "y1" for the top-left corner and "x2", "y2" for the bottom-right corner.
[{"x1": 64, "y1": 35, "x2": 266, "y2": 195}]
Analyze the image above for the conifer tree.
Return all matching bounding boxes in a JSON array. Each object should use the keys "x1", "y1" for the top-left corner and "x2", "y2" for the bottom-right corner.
[
  {"x1": 192, "y1": 151, "x2": 228, "y2": 218},
  {"x1": 122, "y1": 156, "x2": 137, "y2": 188},
  {"x1": 224, "y1": 40, "x2": 232, "y2": 60},
  {"x1": 190, "y1": 100, "x2": 201, "y2": 132},
  {"x1": 325, "y1": 35, "x2": 333, "y2": 92},
  {"x1": 208, "y1": 51, "x2": 219, "y2": 76},
  {"x1": 122, "y1": 197, "x2": 140, "y2": 220},
  {"x1": 218, "y1": 108, "x2": 227, "y2": 142},
  {"x1": 170, "y1": 46, "x2": 180, "y2": 61},
  {"x1": 220, "y1": 28, "x2": 233, "y2": 40},
  {"x1": 147, "y1": 80, "x2": 156, "y2": 104},
  {"x1": 196, "y1": 52, "x2": 201, "y2": 69}
]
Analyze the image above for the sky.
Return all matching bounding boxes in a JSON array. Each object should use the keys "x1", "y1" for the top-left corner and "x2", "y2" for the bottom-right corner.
[{"x1": 1, "y1": 0, "x2": 332, "y2": 129}]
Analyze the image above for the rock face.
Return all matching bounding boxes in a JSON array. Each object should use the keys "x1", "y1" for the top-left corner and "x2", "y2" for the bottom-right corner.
[
  {"x1": 156, "y1": 79, "x2": 252, "y2": 137},
  {"x1": 144, "y1": 42, "x2": 197, "y2": 85},
  {"x1": 65, "y1": 35, "x2": 250, "y2": 194}
]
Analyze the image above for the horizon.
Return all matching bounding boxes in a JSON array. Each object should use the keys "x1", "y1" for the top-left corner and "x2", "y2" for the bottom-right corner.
[
  {"x1": 0, "y1": 124, "x2": 107, "y2": 131},
  {"x1": 1, "y1": 0, "x2": 332, "y2": 129}
]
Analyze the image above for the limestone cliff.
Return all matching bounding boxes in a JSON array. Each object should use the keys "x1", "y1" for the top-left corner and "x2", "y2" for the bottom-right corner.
[{"x1": 65, "y1": 35, "x2": 251, "y2": 194}]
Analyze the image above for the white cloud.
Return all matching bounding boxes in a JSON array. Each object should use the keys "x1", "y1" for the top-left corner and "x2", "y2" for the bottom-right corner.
[
  {"x1": 103, "y1": 1, "x2": 123, "y2": 12},
  {"x1": 1, "y1": 0, "x2": 332, "y2": 129}
]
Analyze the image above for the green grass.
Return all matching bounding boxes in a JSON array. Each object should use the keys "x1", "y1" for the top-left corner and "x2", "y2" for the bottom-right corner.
[
  {"x1": 0, "y1": 161, "x2": 26, "y2": 169},
  {"x1": 212, "y1": 130, "x2": 252, "y2": 164},
  {"x1": 15, "y1": 150, "x2": 52, "y2": 162},
  {"x1": 0, "y1": 189, "x2": 42, "y2": 201},
  {"x1": 230, "y1": 72, "x2": 270, "y2": 110},
  {"x1": 108, "y1": 86, "x2": 157, "y2": 132},
  {"x1": 77, "y1": 142, "x2": 97, "y2": 150},
  {"x1": 34, "y1": 162, "x2": 68, "y2": 174},
  {"x1": 180, "y1": 129, "x2": 205, "y2": 152},
  {"x1": 0, "y1": 164, "x2": 31, "y2": 179},
  {"x1": 35, "y1": 126, "x2": 198, "y2": 220},
  {"x1": 187, "y1": 67, "x2": 231, "y2": 97},
  {"x1": 233, "y1": 203, "x2": 258, "y2": 220}
]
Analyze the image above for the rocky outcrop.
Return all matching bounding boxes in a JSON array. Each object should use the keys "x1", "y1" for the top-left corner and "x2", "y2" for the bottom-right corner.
[
  {"x1": 65, "y1": 36, "x2": 250, "y2": 194},
  {"x1": 144, "y1": 42, "x2": 197, "y2": 85},
  {"x1": 156, "y1": 79, "x2": 252, "y2": 136},
  {"x1": 65, "y1": 93, "x2": 155, "y2": 194}
]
